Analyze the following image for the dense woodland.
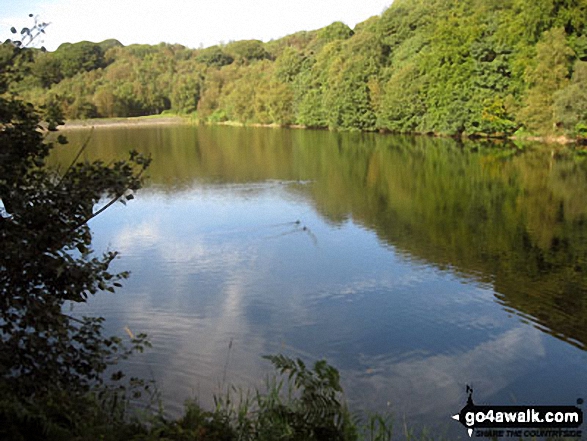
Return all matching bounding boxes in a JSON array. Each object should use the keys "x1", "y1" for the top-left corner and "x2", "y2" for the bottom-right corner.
[{"x1": 4, "y1": 0, "x2": 587, "y2": 137}]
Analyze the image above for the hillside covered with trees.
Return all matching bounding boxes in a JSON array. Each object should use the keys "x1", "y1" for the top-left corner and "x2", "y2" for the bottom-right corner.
[{"x1": 4, "y1": 0, "x2": 587, "y2": 138}]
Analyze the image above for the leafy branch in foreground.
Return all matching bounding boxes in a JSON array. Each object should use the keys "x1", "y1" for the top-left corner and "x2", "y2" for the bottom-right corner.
[{"x1": 0, "y1": 20, "x2": 152, "y2": 439}]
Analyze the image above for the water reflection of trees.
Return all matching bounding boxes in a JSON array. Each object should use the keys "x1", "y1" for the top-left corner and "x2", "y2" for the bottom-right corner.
[{"x1": 55, "y1": 126, "x2": 587, "y2": 349}]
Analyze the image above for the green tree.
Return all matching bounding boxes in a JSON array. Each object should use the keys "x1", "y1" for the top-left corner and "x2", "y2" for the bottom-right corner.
[
  {"x1": 554, "y1": 60, "x2": 587, "y2": 135},
  {"x1": 30, "y1": 51, "x2": 63, "y2": 87},
  {"x1": 197, "y1": 64, "x2": 240, "y2": 121},
  {"x1": 224, "y1": 39, "x2": 270, "y2": 63},
  {"x1": 323, "y1": 32, "x2": 383, "y2": 130},
  {"x1": 219, "y1": 60, "x2": 280, "y2": 123},
  {"x1": 292, "y1": 43, "x2": 337, "y2": 128},
  {"x1": 0, "y1": 26, "x2": 151, "y2": 438},
  {"x1": 195, "y1": 45, "x2": 234, "y2": 67},
  {"x1": 274, "y1": 46, "x2": 304, "y2": 83},
  {"x1": 263, "y1": 80, "x2": 295, "y2": 125},
  {"x1": 53, "y1": 41, "x2": 107, "y2": 78},
  {"x1": 518, "y1": 27, "x2": 574, "y2": 135},
  {"x1": 7, "y1": 0, "x2": 587, "y2": 137},
  {"x1": 378, "y1": 62, "x2": 427, "y2": 132},
  {"x1": 316, "y1": 21, "x2": 354, "y2": 44},
  {"x1": 93, "y1": 85, "x2": 118, "y2": 116},
  {"x1": 170, "y1": 73, "x2": 202, "y2": 114}
]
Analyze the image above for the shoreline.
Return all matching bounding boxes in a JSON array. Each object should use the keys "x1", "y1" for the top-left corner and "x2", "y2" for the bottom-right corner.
[
  {"x1": 58, "y1": 116, "x2": 584, "y2": 145},
  {"x1": 59, "y1": 116, "x2": 193, "y2": 130}
]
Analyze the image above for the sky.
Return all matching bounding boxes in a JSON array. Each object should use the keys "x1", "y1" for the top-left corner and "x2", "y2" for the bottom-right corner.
[{"x1": 1, "y1": 0, "x2": 391, "y2": 51}]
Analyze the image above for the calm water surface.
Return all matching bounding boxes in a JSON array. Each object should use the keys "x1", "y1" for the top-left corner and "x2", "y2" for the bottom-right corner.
[{"x1": 54, "y1": 125, "x2": 587, "y2": 437}]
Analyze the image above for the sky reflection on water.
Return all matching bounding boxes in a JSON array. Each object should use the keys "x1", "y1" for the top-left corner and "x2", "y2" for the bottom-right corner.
[
  {"x1": 74, "y1": 181, "x2": 585, "y2": 436},
  {"x1": 59, "y1": 126, "x2": 587, "y2": 436}
]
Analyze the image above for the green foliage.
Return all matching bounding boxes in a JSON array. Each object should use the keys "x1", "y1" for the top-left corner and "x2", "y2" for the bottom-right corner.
[
  {"x1": 322, "y1": 32, "x2": 383, "y2": 130},
  {"x1": 554, "y1": 61, "x2": 587, "y2": 135},
  {"x1": 156, "y1": 355, "x2": 358, "y2": 441},
  {"x1": 378, "y1": 63, "x2": 427, "y2": 132},
  {"x1": 353, "y1": 16, "x2": 380, "y2": 34},
  {"x1": 260, "y1": 354, "x2": 352, "y2": 440},
  {"x1": 291, "y1": 42, "x2": 339, "y2": 128},
  {"x1": 8, "y1": 0, "x2": 587, "y2": 137},
  {"x1": 296, "y1": 88, "x2": 327, "y2": 127},
  {"x1": 518, "y1": 27, "x2": 574, "y2": 135},
  {"x1": 219, "y1": 61, "x2": 274, "y2": 122},
  {"x1": 30, "y1": 51, "x2": 63, "y2": 87},
  {"x1": 317, "y1": 21, "x2": 354, "y2": 43},
  {"x1": 224, "y1": 40, "x2": 270, "y2": 62},
  {"x1": 197, "y1": 70, "x2": 225, "y2": 121},
  {"x1": 54, "y1": 41, "x2": 107, "y2": 78},
  {"x1": 0, "y1": 28, "x2": 153, "y2": 439},
  {"x1": 263, "y1": 80, "x2": 295, "y2": 125},
  {"x1": 274, "y1": 46, "x2": 304, "y2": 83},
  {"x1": 98, "y1": 38, "x2": 124, "y2": 52},
  {"x1": 377, "y1": 0, "x2": 437, "y2": 50},
  {"x1": 265, "y1": 30, "x2": 317, "y2": 58},
  {"x1": 170, "y1": 70, "x2": 203, "y2": 114},
  {"x1": 196, "y1": 45, "x2": 234, "y2": 67}
]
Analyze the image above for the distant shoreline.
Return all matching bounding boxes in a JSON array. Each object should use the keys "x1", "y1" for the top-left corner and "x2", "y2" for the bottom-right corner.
[
  {"x1": 58, "y1": 116, "x2": 584, "y2": 145},
  {"x1": 60, "y1": 116, "x2": 193, "y2": 129},
  {"x1": 59, "y1": 116, "x2": 307, "y2": 131}
]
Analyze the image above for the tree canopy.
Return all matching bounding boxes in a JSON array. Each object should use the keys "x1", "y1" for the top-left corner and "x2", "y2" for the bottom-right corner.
[{"x1": 6, "y1": 0, "x2": 587, "y2": 137}]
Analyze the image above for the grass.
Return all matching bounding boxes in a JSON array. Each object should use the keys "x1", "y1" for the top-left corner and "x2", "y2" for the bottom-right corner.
[
  {"x1": 61, "y1": 111, "x2": 199, "y2": 128},
  {"x1": 1, "y1": 354, "x2": 582, "y2": 440},
  {"x1": 125, "y1": 355, "x2": 445, "y2": 441}
]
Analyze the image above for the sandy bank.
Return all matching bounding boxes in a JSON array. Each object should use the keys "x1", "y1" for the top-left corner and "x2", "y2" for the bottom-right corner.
[{"x1": 59, "y1": 116, "x2": 192, "y2": 130}]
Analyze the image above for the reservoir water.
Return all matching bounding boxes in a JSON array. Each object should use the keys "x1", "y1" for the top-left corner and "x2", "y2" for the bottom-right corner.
[{"x1": 53, "y1": 124, "x2": 587, "y2": 437}]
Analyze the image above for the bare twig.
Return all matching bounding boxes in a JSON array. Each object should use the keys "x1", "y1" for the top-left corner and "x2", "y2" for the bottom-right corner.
[{"x1": 55, "y1": 127, "x2": 95, "y2": 188}]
